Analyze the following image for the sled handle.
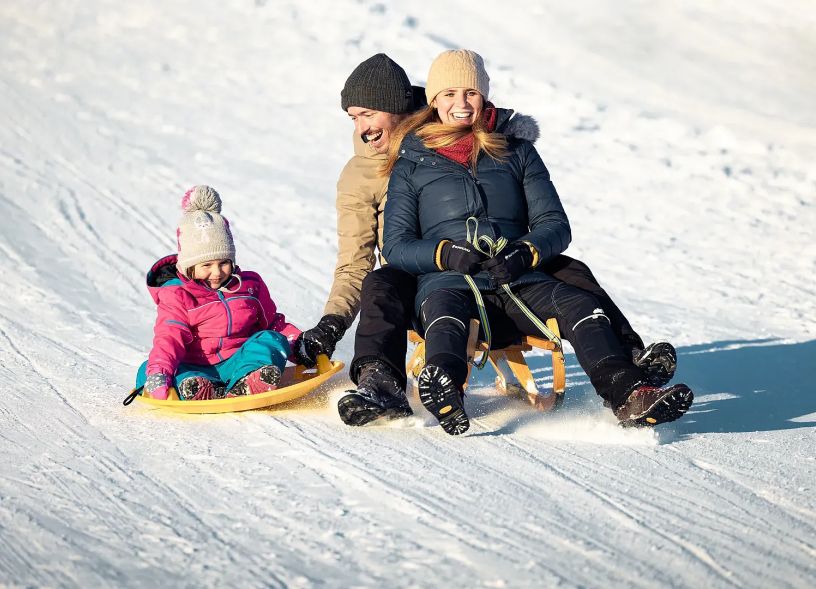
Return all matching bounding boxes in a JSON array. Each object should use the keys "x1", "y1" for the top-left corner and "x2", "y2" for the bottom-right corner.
[{"x1": 316, "y1": 354, "x2": 332, "y2": 373}]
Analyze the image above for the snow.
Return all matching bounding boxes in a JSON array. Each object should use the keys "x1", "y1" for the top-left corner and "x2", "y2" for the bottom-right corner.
[{"x1": 1, "y1": 0, "x2": 814, "y2": 587}]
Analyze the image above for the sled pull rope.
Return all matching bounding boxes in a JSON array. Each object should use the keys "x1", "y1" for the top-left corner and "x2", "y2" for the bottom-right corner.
[
  {"x1": 464, "y1": 217, "x2": 562, "y2": 362},
  {"x1": 123, "y1": 386, "x2": 143, "y2": 406}
]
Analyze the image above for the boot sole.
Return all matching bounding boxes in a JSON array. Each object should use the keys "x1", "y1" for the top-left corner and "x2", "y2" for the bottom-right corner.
[
  {"x1": 619, "y1": 384, "x2": 694, "y2": 428},
  {"x1": 337, "y1": 393, "x2": 413, "y2": 427},
  {"x1": 637, "y1": 342, "x2": 677, "y2": 387},
  {"x1": 417, "y1": 376, "x2": 469, "y2": 436}
]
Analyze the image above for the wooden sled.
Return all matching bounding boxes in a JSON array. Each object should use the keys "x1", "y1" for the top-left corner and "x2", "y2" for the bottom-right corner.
[
  {"x1": 406, "y1": 319, "x2": 566, "y2": 412},
  {"x1": 127, "y1": 355, "x2": 344, "y2": 414}
]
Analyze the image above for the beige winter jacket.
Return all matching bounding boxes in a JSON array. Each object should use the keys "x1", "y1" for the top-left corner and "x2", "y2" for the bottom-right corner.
[{"x1": 323, "y1": 133, "x2": 388, "y2": 328}]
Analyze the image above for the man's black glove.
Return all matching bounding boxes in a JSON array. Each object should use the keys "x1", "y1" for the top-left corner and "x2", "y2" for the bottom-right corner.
[
  {"x1": 294, "y1": 314, "x2": 346, "y2": 367},
  {"x1": 439, "y1": 240, "x2": 486, "y2": 275},
  {"x1": 481, "y1": 242, "x2": 534, "y2": 285}
]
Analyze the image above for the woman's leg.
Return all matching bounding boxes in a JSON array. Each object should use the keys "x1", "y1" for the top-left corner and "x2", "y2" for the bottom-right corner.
[
  {"x1": 416, "y1": 288, "x2": 479, "y2": 435},
  {"x1": 503, "y1": 281, "x2": 642, "y2": 409},
  {"x1": 503, "y1": 281, "x2": 693, "y2": 425},
  {"x1": 541, "y1": 255, "x2": 644, "y2": 354},
  {"x1": 540, "y1": 256, "x2": 678, "y2": 385},
  {"x1": 420, "y1": 288, "x2": 477, "y2": 388}
]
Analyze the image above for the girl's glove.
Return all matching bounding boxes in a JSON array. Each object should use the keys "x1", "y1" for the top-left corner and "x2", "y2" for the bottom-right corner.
[
  {"x1": 295, "y1": 314, "x2": 346, "y2": 367},
  {"x1": 144, "y1": 373, "x2": 172, "y2": 400},
  {"x1": 482, "y1": 242, "x2": 533, "y2": 285},
  {"x1": 439, "y1": 240, "x2": 486, "y2": 275}
]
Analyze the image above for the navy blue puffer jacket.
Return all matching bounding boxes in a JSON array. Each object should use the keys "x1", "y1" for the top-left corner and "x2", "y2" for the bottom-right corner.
[{"x1": 382, "y1": 109, "x2": 571, "y2": 312}]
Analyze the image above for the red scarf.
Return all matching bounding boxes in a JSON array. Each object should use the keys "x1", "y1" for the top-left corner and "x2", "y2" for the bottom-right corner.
[{"x1": 435, "y1": 105, "x2": 497, "y2": 166}]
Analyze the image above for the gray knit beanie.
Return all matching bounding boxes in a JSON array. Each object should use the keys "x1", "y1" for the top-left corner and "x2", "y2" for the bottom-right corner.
[
  {"x1": 340, "y1": 53, "x2": 415, "y2": 114},
  {"x1": 176, "y1": 186, "x2": 236, "y2": 276}
]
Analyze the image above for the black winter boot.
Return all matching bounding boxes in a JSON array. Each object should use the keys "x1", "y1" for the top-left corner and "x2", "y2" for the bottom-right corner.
[
  {"x1": 337, "y1": 361, "x2": 413, "y2": 426},
  {"x1": 614, "y1": 382, "x2": 694, "y2": 428},
  {"x1": 633, "y1": 342, "x2": 677, "y2": 386},
  {"x1": 417, "y1": 364, "x2": 469, "y2": 436}
]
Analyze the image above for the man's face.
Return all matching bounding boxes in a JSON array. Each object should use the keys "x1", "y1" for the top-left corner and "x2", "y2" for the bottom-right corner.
[{"x1": 347, "y1": 107, "x2": 405, "y2": 154}]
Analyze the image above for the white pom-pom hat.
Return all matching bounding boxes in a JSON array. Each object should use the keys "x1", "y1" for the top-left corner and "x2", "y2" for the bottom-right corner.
[{"x1": 176, "y1": 185, "x2": 236, "y2": 276}]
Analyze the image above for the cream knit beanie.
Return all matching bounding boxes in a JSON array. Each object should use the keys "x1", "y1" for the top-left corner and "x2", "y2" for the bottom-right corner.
[
  {"x1": 175, "y1": 185, "x2": 236, "y2": 276},
  {"x1": 425, "y1": 49, "x2": 490, "y2": 104}
]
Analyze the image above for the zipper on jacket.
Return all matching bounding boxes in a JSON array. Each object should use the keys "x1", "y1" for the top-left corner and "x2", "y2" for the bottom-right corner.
[{"x1": 214, "y1": 290, "x2": 234, "y2": 359}]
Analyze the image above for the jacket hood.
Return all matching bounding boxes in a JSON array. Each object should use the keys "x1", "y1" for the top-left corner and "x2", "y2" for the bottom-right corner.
[
  {"x1": 147, "y1": 255, "x2": 181, "y2": 287},
  {"x1": 496, "y1": 109, "x2": 540, "y2": 143},
  {"x1": 145, "y1": 253, "x2": 241, "y2": 304}
]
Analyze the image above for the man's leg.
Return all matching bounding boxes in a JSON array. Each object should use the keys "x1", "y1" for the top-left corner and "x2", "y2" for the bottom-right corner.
[
  {"x1": 339, "y1": 267, "x2": 416, "y2": 426},
  {"x1": 349, "y1": 266, "x2": 417, "y2": 389}
]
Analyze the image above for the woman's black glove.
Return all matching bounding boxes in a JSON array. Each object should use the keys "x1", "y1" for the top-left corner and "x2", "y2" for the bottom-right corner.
[
  {"x1": 482, "y1": 242, "x2": 533, "y2": 285},
  {"x1": 294, "y1": 314, "x2": 346, "y2": 367},
  {"x1": 439, "y1": 240, "x2": 486, "y2": 275}
]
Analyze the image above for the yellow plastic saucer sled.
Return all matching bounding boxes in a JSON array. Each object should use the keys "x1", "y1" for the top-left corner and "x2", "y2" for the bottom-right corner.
[{"x1": 125, "y1": 355, "x2": 343, "y2": 414}]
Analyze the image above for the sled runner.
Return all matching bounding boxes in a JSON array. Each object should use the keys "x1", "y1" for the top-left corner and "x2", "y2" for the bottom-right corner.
[
  {"x1": 406, "y1": 319, "x2": 566, "y2": 411},
  {"x1": 124, "y1": 356, "x2": 344, "y2": 414}
]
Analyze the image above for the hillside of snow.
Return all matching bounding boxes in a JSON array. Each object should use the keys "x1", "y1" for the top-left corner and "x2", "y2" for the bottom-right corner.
[{"x1": 1, "y1": 1, "x2": 814, "y2": 587}]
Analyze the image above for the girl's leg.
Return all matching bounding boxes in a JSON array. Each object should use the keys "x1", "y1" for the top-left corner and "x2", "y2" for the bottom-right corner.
[
  {"x1": 135, "y1": 359, "x2": 223, "y2": 399},
  {"x1": 219, "y1": 330, "x2": 290, "y2": 394},
  {"x1": 174, "y1": 364, "x2": 223, "y2": 400},
  {"x1": 134, "y1": 361, "x2": 149, "y2": 389}
]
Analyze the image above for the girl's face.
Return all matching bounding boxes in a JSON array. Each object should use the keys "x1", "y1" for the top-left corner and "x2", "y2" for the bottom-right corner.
[
  {"x1": 193, "y1": 259, "x2": 233, "y2": 289},
  {"x1": 433, "y1": 88, "x2": 483, "y2": 126}
]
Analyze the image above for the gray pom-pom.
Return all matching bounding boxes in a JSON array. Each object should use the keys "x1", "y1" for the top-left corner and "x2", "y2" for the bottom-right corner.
[{"x1": 181, "y1": 185, "x2": 222, "y2": 213}]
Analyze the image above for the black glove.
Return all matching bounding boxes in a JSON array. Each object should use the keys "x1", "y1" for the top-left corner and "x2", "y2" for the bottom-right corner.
[
  {"x1": 439, "y1": 240, "x2": 486, "y2": 275},
  {"x1": 481, "y1": 242, "x2": 533, "y2": 285},
  {"x1": 295, "y1": 314, "x2": 346, "y2": 367}
]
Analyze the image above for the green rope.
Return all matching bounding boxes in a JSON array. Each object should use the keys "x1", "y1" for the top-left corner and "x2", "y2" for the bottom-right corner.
[{"x1": 463, "y1": 217, "x2": 562, "y2": 368}]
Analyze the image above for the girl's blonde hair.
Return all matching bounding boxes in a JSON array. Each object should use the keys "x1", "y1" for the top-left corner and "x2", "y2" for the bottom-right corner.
[{"x1": 381, "y1": 100, "x2": 508, "y2": 176}]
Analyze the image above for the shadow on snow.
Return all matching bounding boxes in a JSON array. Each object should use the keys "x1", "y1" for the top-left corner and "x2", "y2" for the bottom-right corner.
[{"x1": 466, "y1": 338, "x2": 816, "y2": 437}]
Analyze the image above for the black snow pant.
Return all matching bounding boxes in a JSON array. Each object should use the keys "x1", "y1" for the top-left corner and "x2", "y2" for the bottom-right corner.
[
  {"x1": 349, "y1": 266, "x2": 417, "y2": 389},
  {"x1": 542, "y1": 255, "x2": 644, "y2": 355},
  {"x1": 419, "y1": 282, "x2": 644, "y2": 408}
]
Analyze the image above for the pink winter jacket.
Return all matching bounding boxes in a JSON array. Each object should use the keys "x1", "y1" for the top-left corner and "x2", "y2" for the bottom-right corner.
[{"x1": 145, "y1": 255, "x2": 301, "y2": 377}]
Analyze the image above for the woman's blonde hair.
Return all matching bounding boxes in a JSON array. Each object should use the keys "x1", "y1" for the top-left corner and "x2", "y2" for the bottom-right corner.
[{"x1": 381, "y1": 100, "x2": 508, "y2": 176}]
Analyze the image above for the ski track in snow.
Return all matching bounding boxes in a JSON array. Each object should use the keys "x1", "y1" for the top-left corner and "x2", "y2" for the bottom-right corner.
[{"x1": 1, "y1": 0, "x2": 815, "y2": 587}]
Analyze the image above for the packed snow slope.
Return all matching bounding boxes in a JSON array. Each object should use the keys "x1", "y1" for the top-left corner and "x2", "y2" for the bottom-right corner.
[{"x1": 1, "y1": 1, "x2": 815, "y2": 587}]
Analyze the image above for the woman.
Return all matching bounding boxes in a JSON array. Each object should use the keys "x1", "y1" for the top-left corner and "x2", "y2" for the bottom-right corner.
[{"x1": 382, "y1": 50, "x2": 693, "y2": 435}]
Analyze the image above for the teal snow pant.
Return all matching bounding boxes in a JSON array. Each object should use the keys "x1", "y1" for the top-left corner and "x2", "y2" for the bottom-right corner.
[{"x1": 135, "y1": 330, "x2": 291, "y2": 394}]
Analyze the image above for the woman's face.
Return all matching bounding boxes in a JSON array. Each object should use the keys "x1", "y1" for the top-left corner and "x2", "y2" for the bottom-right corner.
[{"x1": 433, "y1": 88, "x2": 484, "y2": 126}]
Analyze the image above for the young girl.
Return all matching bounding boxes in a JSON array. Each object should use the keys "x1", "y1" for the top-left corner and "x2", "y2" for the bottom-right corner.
[{"x1": 134, "y1": 185, "x2": 302, "y2": 400}]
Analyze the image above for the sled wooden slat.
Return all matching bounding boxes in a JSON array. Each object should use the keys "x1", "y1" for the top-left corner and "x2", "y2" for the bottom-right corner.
[
  {"x1": 407, "y1": 318, "x2": 566, "y2": 412},
  {"x1": 132, "y1": 356, "x2": 344, "y2": 414}
]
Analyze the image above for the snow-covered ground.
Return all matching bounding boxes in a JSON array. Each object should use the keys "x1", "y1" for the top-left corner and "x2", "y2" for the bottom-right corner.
[{"x1": 1, "y1": 1, "x2": 814, "y2": 587}]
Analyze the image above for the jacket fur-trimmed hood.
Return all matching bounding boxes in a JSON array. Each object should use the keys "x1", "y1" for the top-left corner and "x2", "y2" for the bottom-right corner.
[{"x1": 496, "y1": 109, "x2": 540, "y2": 143}]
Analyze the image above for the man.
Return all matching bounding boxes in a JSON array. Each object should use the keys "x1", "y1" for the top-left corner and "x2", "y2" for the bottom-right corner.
[
  {"x1": 294, "y1": 54, "x2": 423, "y2": 425},
  {"x1": 295, "y1": 53, "x2": 676, "y2": 427}
]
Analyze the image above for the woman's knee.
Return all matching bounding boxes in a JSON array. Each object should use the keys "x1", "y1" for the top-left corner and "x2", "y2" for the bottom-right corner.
[{"x1": 550, "y1": 283, "x2": 610, "y2": 336}]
